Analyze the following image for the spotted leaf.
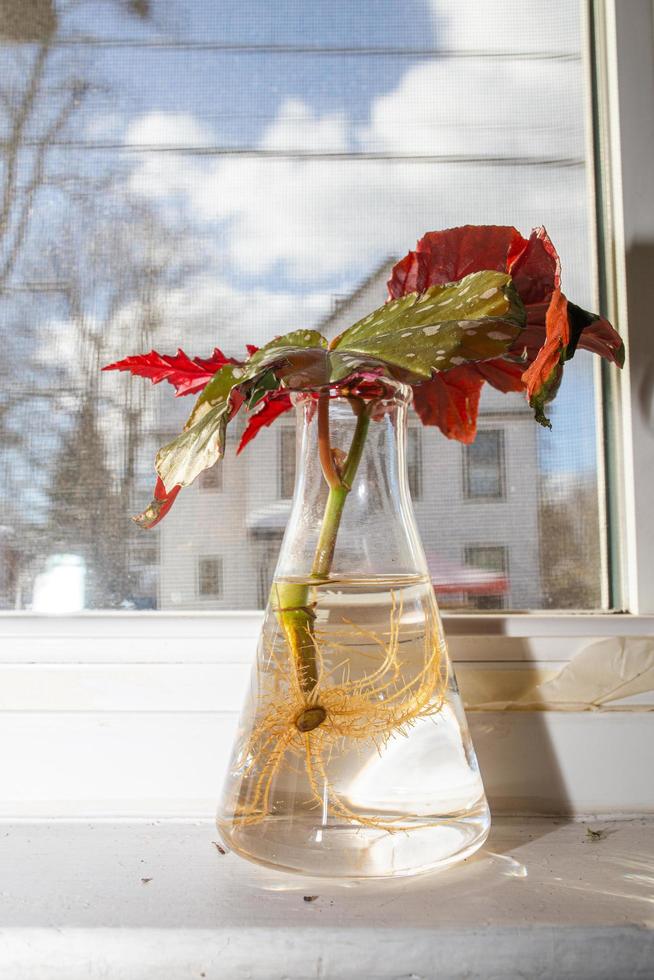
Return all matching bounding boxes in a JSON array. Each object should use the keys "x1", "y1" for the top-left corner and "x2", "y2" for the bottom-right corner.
[
  {"x1": 133, "y1": 478, "x2": 182, "y2": 530},
  {"x1": 332, "y1": 270, "x2": 525, "y2": 379}
]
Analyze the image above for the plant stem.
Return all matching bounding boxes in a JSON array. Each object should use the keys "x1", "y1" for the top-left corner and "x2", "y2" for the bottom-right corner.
[
  {"x1": 275, "y1": 395, "x2": 371, "y2": 702},
  {"x1": 317, "y1": 392, "x2": 342, "y2": 491},
  {"x1": 312, "y1": 400, "x2": 370, "y2": 577}
]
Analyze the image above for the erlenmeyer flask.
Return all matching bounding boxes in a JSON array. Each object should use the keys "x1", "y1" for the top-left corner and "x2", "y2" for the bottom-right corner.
[{"x1": 217, "y1": 385, "x2": 490, "y2": 877}]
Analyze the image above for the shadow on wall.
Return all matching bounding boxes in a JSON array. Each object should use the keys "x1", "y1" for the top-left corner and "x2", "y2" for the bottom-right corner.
[
  {"x1": 469, "y1": 711, "x2": 572, "y2": 821},
  {"x1": 629, "y1": 243, "x2": 654, "y2": 432}
]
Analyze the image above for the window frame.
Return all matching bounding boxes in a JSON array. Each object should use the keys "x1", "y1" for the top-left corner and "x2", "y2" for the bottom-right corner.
[
  {"x1": 0, "y1": 0, "x2": 653, "y2": 657},
  {"x1": 591, "y1": 0, "x2": 654, "y2": 616}
]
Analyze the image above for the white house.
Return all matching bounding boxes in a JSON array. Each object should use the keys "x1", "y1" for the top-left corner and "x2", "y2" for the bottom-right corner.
[{"x1": 157, "y1": 261, "x2": 541, "y2": 611}]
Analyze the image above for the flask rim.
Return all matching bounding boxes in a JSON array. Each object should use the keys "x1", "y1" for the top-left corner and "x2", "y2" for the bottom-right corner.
[{"x1": 290, "y1": 379, "x2": 412, "y2": 407}]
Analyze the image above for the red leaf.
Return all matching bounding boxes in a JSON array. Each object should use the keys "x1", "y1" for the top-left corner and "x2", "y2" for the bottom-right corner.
[
  {"x1": 473, "y1": 357, "x2": 525, "y2": 393},
  {"x1": 508, "y1": 321, "x2": 548, "y2": 362},
  {"x1": 103, "y1": 348, "x2": 237, "y2": 396},
  {"x1": 237, "y1": 391, "x2": 294, "y2": 454},
  {"x1": 578, "y1": 317, "x2": 625, "y2": 367},
  {"x1": 390, "y1": 225, "x2": 623, "y2": 435},
  {"x1": 411, "y1": 366, "x2": 485, "y2": 443},
  {"x1": 521, "y1": 289, "x2": 570, "y2": 426},
  {"x1": 133, "y1": 477, "x2": 181, "y2": 529},
  {"x1": 387, "y1": 249, "x2": 428, "y2": 298},
  {"x1": 507, "y1": 225, "x2": 561, "y2": 308},
  {"x1": 245, "y1": 344, "x2": 260, "y2": 357},
  {"x1": 388, "y1": 225, "x2": 525, "y2": 299}
]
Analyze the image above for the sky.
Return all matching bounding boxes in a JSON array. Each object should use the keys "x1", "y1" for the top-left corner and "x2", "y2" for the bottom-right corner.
[{"x1": 8, "y1": 0, "x2": 601, "y2": 481}]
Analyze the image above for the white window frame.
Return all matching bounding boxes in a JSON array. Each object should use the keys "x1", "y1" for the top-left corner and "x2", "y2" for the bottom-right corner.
[
  {"x1": 0, "y1": 0, "x2": 653, "y2": 663},
  {"x1": 594, "y1": 0, "x2": 654, "y2": 616},
  {"x1": 1, "y1": 2, "x2": 654, "y2": 822}
]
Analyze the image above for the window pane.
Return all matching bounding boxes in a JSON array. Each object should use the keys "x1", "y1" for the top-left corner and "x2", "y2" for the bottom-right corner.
[
  {"x1": 198, "y1": 557, "x2": 223, "y2": 598},
  {"x1": 463, "y1": 431, "x2": 505, "y2": 500},
  {"x1": 279, "y1": 428, "x2": 296, "y2": 500},
  {"x1": 1, "y1": 0, "x2": 611, "y2": 611},
  {"x1": 199, "y1": 466, "x2": 222, "y2": 492}
]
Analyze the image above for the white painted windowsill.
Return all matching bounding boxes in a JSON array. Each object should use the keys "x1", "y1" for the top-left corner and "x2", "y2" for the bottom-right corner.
[
  {"x1": 1, "y1": 816, "x2": 652, "y2": 980},
  {"x1": 1, "y1": 611, "x2": 653, "y2": 819}
]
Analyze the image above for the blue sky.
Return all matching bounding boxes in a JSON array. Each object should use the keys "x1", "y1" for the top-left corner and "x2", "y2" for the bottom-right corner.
[
  {"x1": 50, "y1": 0, "x2": 600, "y2": 474},
  {"x1": 69, "y1": 0, "x2": 436, "y2": 140}
]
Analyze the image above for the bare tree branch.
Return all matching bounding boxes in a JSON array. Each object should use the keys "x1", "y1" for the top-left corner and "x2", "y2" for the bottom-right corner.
[
  {"x1": 0, "y1": 42, "x2": 50, "y2": 248},
  {"x1": 0, "y1": 79, "x2": 89, "y2": 285}
]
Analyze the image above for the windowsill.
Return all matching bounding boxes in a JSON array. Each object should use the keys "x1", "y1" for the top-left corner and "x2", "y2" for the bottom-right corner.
[
  {"x1": 0, "y1": 612, "x2": 651, "y2": 820},
  {"x1": 1, "y1": 816, "x2": 652, "y2": 979},
  {"x1": 0, "y1": 609, "x2": 652, "y2": 670}
]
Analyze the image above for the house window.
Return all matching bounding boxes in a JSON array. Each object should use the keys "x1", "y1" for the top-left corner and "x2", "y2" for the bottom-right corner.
[
  {"x1": 463, "y1": 430, "x2": 505, "y2": 500},
  {"x1": 199, "y1": 466, "x2": 222, "y2": 492},
  {"x1": 464, "y1": 545, "x2": 509, "y2": 610},
  {"x1": 134, "y1": 545, "x2": 158, "y2": 566},
  {"x1": 407, "y1": 427, "x2": 422, "y2": 501},
  {"x1": 279, "y1": 427, "x2": 296, "y2": 500},
  {"x1": 198, "y1": 557, "x2": 223, "y2": 599}
]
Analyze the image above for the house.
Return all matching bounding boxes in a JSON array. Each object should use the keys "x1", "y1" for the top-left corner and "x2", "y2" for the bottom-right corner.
[{"x1": 157, "y1": 261, "x2": 541, "y2": 611}]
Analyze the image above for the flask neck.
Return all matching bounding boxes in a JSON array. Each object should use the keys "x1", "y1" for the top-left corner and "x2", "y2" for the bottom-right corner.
[{"x1": 275, "y1": 387, "x2": 428, "y2": 582}]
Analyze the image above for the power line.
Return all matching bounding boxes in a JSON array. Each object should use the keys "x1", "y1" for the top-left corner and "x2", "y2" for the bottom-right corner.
[
  {"x1": 48, "y1": 37, "x2": 581, "y2": 61},
  {"x1": 0, "y1": 139, "x2": 584, "y2": 167}
]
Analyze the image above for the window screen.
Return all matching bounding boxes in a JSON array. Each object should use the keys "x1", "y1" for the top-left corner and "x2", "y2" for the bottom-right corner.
[{"x1": 1, "y1": 0, "x2": 609, "y2": 611}]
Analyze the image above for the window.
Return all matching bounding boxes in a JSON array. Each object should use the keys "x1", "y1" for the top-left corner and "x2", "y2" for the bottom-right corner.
[
  {"x1": 279, "y1": 428, "x2": 296, "y2": 500},
  {"x1": 407, "y1": 427, "x2": 423, "y2": 501},
  {"x1": 0, "y1": 0, "x2": 642, "y2": 614},
  {"x1": 463, "y1": 430, "x2": 505, "y2": 501},
  {"x1": 197, "y1": 557, "x2": 223, "y2": 598},
  {"x1": 199, "y1": 466, "x2": 222, "y2": 492}
]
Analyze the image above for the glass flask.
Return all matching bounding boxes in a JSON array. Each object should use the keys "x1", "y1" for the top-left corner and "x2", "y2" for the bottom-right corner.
[{"x1": 217, "y1": 384, "x2": 490, "y2": 878}]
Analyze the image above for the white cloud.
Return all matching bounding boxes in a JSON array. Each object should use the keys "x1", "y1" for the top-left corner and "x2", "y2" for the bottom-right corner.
[
  {"x1": 123, "y1": 40, "x2": 591, "y2": 299},
  {"x1": 429, "y1": 1, "x2": 580, "y2": 54},
  {"x1": 261, "y1": 98, "x2": 348, "y2": 153},
  {"x1": 363, "y1": 59, "x2": 583, "y2": 160},
  {"x1": 125, "y1": 112, "x2": 215, "y2": 204}
]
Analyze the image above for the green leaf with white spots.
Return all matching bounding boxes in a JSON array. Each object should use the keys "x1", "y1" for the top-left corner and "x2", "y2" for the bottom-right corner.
[
  {"x1": 155, "y1": 333, "x2": 329, "y2": 492},
  {"x1": 246, "y1": 369, "x2": 279, "y2": 409},
  {"x1": 243, "y1": 329, "x2": 327, "y2": 379},
  {"x1": 156, "y1": 400, "x2": 231, "y2": 492},
  {"x1": 185, "y1": 362, "x2": 247, "y2": 429},
  {"x1": 331, "y1": 270, "x2": 525, "y2": 379},
  {"x1": 238, "y1": 330, "x2": 330, "y2": 391}
]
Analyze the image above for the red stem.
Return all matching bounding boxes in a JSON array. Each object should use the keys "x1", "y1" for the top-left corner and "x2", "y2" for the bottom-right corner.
[{"x1": 317, "y1": 392, "x2": 341, "y2": 490}]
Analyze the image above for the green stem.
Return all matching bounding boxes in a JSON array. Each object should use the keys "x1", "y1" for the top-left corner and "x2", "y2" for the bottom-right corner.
[
  {"x1": 311, "y1": 403, "x2": 370, "y2": 577},
  {"x1": 274, "y1": 395, "x2": 371, "y2": 705}
]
